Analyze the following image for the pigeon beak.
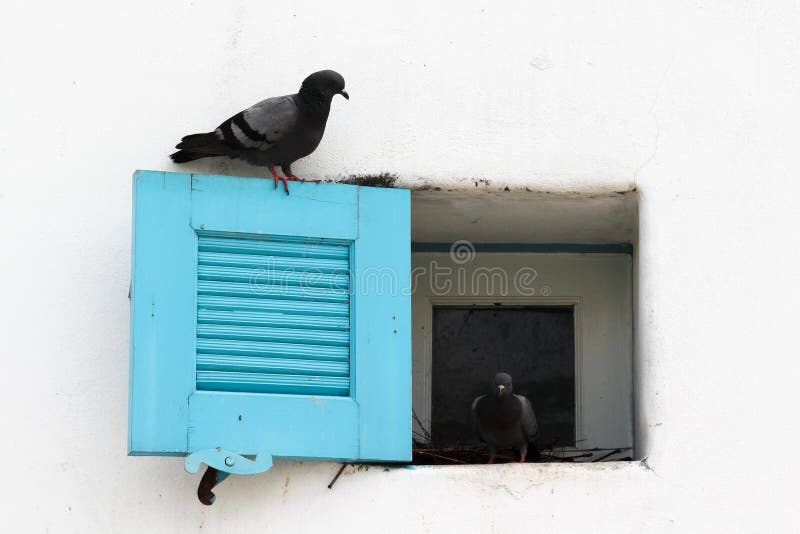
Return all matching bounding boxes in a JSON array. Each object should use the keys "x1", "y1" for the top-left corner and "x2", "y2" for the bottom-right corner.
[
  {"x1": 339, "y1": 90, "x2": 349, "y2": 100},
  {"x1": 496, "y1": 385, "x2": 505, "y2": 397}
]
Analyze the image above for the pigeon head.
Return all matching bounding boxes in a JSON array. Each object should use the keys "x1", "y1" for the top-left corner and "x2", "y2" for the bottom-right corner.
[
  {"x1": 300, "y1": 70, "x2": 349, "y2": 101},
  {"x1": 493, "y1": 372, "x2": 513, "y2": 399}
]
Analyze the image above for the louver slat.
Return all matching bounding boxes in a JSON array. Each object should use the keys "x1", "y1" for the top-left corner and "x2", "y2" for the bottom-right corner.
[
  {"x1": 197, "y1": 295, "x2": 349, "y2": 317},
  {"x1": 198, "y1": 251, "x2": 348, "y2": 274},
  {"x1": 197, "y1": 324, "x2": 349, "y2": 346},
  {"x1": 196, "y1": 371, "x2": 350, "y2": 396},
  {"x1": 198, "y1": 264, "x2": 349, "y2": 289},
  {"x1": 197, "y1": 354, "x2": 349, "y2": 376},
  {"x1": 199, "y1": 236, "x2": 350, "y2": 259},
  {"x1": 196, "y1": 339, "x2": 349, "y2": 360},
  {"x1": 196, "y1": 234, "x2": 351, "y2": 396},
  {"x1": 198, "y1": 309, "x2": 349, "y2": 330},
  {"x1": 198, "y1": 280, "x2": 349, "y2": 302}
]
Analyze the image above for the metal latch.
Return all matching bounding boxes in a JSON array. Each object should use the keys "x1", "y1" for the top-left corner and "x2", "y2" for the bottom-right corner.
[{"x1": 185, "y1": 448, "x2": 273, "y2": 504}]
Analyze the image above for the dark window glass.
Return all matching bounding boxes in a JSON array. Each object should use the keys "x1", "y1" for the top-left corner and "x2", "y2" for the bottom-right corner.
[{"x1": 431, "y1": 306, "x2": 575, "y2": 448}]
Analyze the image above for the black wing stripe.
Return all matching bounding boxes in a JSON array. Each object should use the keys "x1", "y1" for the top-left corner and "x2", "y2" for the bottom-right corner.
[
  {"x1": 219, "y1": 119, "x2": 245, "y2": 149},
  {"x1": 233, "y1": 112, "x2": 276, "y2": 144}
]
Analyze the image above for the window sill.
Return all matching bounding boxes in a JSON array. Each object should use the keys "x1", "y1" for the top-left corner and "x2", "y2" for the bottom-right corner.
[{"x1": 403, "y1": 458, "x2": 648, "y2": 473}]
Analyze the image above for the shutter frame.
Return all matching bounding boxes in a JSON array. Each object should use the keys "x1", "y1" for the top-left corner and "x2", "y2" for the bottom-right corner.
[
  {"x1": 353, "y1": 187, "x2": 412, "y2": 461},
  {"x1": 129, "y1": 171, "x2": 196, "y2": 455},
  {"x1": 129, "y1": 171, "x2": 411, "y2": 463}
]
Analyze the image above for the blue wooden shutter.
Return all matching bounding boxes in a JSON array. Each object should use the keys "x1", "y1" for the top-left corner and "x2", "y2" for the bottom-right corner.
[{"x1": 129, "y1": 171, "x2": 411, "y2": 463}]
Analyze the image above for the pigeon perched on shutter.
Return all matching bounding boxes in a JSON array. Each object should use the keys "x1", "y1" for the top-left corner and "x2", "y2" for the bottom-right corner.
[
  {"x1": 170, "y1": 70, "x2": 348, "y2": 193},
  {"x1": 472, "y1": 372, "x2": 538, "y2": 463}
]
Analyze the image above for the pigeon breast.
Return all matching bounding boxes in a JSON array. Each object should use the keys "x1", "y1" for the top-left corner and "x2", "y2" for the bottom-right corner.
[{"x1": 472, "y1": 394, "x2": 537, "y2": 448}]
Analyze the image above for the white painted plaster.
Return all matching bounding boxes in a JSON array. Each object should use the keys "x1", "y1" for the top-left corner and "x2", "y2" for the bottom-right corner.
[{"x1": 2, "y1": 1, "x2": 799, "y2": 532}]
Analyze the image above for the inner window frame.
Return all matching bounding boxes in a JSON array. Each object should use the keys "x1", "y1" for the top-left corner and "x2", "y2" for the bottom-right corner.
[{"x1": 420, "y1": 295, "x2": 584, "y2": 447}]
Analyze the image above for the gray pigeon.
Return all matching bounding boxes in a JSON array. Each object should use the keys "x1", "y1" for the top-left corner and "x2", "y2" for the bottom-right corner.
[
  {"x1": 170, "y1": 70, "x2": 348, "y2": 193},
  {"x1": 472, "y1": 372, "x2": 538, "y2": 463}
]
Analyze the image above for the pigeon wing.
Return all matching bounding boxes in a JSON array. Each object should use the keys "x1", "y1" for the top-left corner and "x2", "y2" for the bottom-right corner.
[
  {"x1": 517, "y1": 395, "x2": 538, "y2": 440},
  {"x1": 215, "y1": 95, "x2": 300, "y2": 151}
]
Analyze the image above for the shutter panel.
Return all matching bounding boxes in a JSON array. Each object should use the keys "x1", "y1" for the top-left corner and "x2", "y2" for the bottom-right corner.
[
  {"x1": 195, "y1": 233, "x2": 352, "y2": 396},
  {"x1": 129, "y1": 171, "x2": 410, "y2": 464}
]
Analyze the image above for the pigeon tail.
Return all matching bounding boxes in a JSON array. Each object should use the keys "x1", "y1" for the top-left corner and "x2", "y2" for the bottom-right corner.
[
  {"x1": 170, "y1": 150, "x2": 211, "y2": 163},
  {"x1": 175, "y1": 132, "x2": 219, "y2": 150}
]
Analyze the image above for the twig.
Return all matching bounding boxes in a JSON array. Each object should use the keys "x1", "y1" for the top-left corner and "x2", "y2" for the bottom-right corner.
[
  {"x1": 412, "y1": 431, "x2": 430, "y2": 442},
  {"x1": 414, "y1": 450, "x2": 467, "y2": 464},
  {"x1": 540, "y1": 452, "x2": 594, "y2": 461},
  {"x1": 413, "y1": 445, "x2": 484, "y2": 452},
  {"x1": 563, "y1": 452, "x2": 594, "y2": 459},
  {"x1": 327, "y1": 464, "x2": 347, "y2": 489},
  {"x1": 592, "y1": 449, "x2": 622, "y2": 462},
  {"x1": 413, "y1": 447, "x2": 518, "y2": 463},
  {"x1": 411, "y1": 409, "x2": 432, "y2": 441},
  {"x1": 473, "y1": 449, "x2": 518, "y2": 462},
  {"x1": 544, "y1": 446, "x2": 631, "y2": 454}
]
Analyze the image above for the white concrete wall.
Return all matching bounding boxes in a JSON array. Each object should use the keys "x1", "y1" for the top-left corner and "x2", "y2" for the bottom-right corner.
[{"x1": 2, "y1": 1, "x2": 799, "y2": 532}]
